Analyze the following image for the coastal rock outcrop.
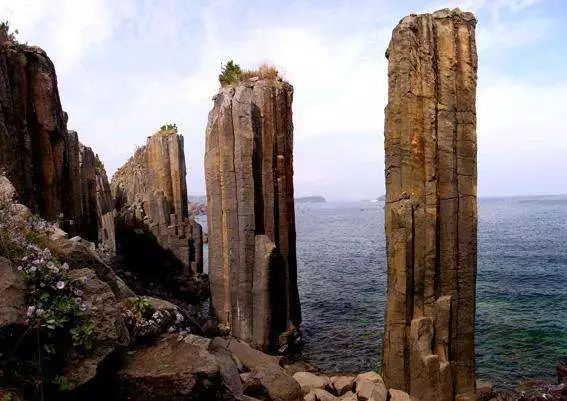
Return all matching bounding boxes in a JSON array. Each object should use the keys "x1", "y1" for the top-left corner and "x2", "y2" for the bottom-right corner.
[
  {"x1": 0, "y1": 34, "x2": 115, "y2": 251},
  {"x1": 382, "y1": 8, "x2": 478, "y2": 401},
  {"x1": 205, "y1": 75, "x2": 301, "y2": 353},
  {"x1": 112, "y1": 129, "x2": 203, "y2": 280}
]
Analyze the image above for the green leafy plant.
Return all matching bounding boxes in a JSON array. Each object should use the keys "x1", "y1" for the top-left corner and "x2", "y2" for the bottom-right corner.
[
  {"x1": 94, "y1": 154, "x2": 105, "y2": 174},
  {"x1": 219, "y1": 60, "x2": 243, "y2": 85},
  {"x1": 70, "y1": 322, "x2": 94, "y2": 351},
  {"x1": 0, "y1": 391, "x2": 14, "y2": 401},
  {"x1": 0, "y1": 20, "x2": 18, "y2": 43},
  {"x1": 52, "y1": 375, "x2": 70, "y2": 392},
  {"x1": 159, "y1": 123, "x2": 178, "y2": 136},
  {"x1": 132, "y1": 296, "x2": 152, "y2": 318}
]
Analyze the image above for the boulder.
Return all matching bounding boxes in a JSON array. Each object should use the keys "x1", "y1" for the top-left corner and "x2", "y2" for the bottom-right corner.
[
  {"x1": 557, "y1": 360, "x2": 567, "y2": 384},
  {"x1": 222, "y1": 338, "x2": 281, "y2": 370},
  {"x1": 476, "y1": 382, "x2": 494, "y2": 401},
  {"x1": 65, "y1": 268, "x2": 130, "y2": 389},
  {"x1": 284, "y1": 360, "x2": 320, "y2": 376},
  {"x1": 0, "y1": 175, "x2": 16, "y2": 204},
  {"x1": 211, "y1": 346, "x2": 244, "y2": 397},
  {"x1": 293, "y1": 372, "x2": 330, "y2": 395},
  {"x1": 49, "y1": 236, "x2": 134, "y2": 299},
  {"x1": 330, "y1": 376, "x2": 354, "y2": 396},
  {"x1": 243, "y1": 363, "x2": 302, "y2": 401},
  {"x1": 354, "y1": 372, "x2": 386, "y2": 401},
  {"x1": 388, "y1": 389, "x2": 412, "y2": 401},
  {"x1": 120, "y1": 296, "x2": 186, "y2": 343},
  {"x1": 304, "y1": 388, "x2": 336, "y2": 401},
  {"x1": 117, "y1": 334, "x2": 224, "y2": 400},
  {"x1": 0, "y1": 256, "x2": 26, "y2": 330}
]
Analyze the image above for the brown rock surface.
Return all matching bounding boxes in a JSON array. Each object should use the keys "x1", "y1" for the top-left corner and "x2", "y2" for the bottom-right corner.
[
  {"x1": 205, "y1": 77, "x2": 300, "y2": 352},
  {"x1": 116, "y1": 334, "x2": 225, "y2": 400},
  {"x1": 112, "y1": 129, "x2": 203, "y2": 274},
  {"x1": 0, "y1": 40, "x2": 111, "y2": 245},
  {"x1": 382, "y1": 8, "x2": 478, "y2": 401},
  {"x1": 243, "y1": 363, "x2": 303, "y2": 401}
]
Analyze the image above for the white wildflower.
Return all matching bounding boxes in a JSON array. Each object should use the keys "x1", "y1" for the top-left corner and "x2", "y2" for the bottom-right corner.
[
  {"x1": 55, "y1": 281, "x2": 66, "y2": 290},
  {"x1": 26, "y1": 306, "x2": 36, "y2": 318},
  {"x1": 61, "y1": 262, "x2": 69, "y2": 271}
]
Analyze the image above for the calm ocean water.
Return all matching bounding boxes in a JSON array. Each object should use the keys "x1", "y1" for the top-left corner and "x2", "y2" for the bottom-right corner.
[{"x1": 296, "y1": 196, "x2": 567, "y2": 389}]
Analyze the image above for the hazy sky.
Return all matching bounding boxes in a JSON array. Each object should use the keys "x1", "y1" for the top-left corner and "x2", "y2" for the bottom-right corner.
[{"x1": 1, "y1": 0, "x2": 566, "y2": 200}]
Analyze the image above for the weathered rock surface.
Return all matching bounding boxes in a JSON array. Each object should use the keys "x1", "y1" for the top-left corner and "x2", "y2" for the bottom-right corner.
[
  {"x1": 242, "y1": 363, "x2": 303, "y2": 401},
  {"x1": 388, "y1": 389, "x2": 412, "y2": 401},
  {"x1": 382, "y1": 8, "x2": 478, "y2": 401},
  {"x1": 354, "y1": 372, "x2": 387, "y2": 401},
  {"x1": 112, "y1": 130, "x2": 203, "y2": 276},
  {"x1": 292, "y1": 371, "x2": 330, "y2": 395},
  {"x1": 304, "y1": 388, "x2": 336, "y2": 401},
  {"x1": 211, "y1": 336, "x2": 282, "y2": 370},
  {"x1": 0, "y1": 256, "x2": 25, "y2": 330},
  {"x1": 64, "y1": 267, "x2": 130, "y2": 389},
  {"x1": 330, "y1": 376, "x2": 354, "y2": 396},
  {"x1": 116, "y1": 334, "x2": 226, "y2": 400},
  {"x1": 205, "y1": 77, "x2": 300, "y2": 353},
  {"x1": 0, "y1": 41, "x2": 113, "y2": 246}
]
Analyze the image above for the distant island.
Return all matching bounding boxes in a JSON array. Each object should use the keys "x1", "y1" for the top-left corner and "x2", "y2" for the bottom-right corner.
[
  {"x1": 377, "y1": 194, "x2": 386, "y2": 201},
  {"x1": 295, "y1": 196, "x2": 326, "y2": 203}
]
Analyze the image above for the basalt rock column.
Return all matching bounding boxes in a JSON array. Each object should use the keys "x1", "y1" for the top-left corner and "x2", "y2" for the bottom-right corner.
[
  {"x1": 205, "y1": 77, "x2": 300, "y2": 353},
  {"x1": 112, "y1": 129, "x2": 203, "y2": 274},
  {"x1": 0, "y1": 34, "x2": 112, "y2": 244},
  {"x1": 382, "y1": 9, "x2": 477, "y2": 401}
]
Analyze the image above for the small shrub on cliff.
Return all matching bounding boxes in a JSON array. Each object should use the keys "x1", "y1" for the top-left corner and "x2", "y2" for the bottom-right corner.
[
  {"x1": 0, "y1": 20, "x2": 18, "y2": 43},
  {"x1": 94, "y1": 154, "x2": 105, "y2": 174},
  {"x1": 159, "y1": 123, "x2": 178, "y2": 136},
  {"x1": 219, "y1": 60, "x2": 243, "y2": 86}
]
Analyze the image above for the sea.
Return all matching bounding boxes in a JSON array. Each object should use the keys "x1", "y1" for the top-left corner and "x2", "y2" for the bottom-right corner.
[
  {"x1": 198, "y1": 195, "x2": 567, "y2": 389},
  {"x1": 295, "y1": 196, "x2": 567, "y2": 389}
]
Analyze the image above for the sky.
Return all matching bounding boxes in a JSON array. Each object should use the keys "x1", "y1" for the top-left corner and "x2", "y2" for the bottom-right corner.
[{"x1": 1, "y1": 0, "x2": 566, "y2": 201}]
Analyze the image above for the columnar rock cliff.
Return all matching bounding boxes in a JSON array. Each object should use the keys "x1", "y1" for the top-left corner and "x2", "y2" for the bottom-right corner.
[
  {"x1": 205, "y1": 77, "x2": 301, "y2": 352},
  {"x1": 112, "y1": 130, "x2": 203, "y2": 274},
  {"x1": 0, "y1": 36, "x2": 114, "y2": 248},
  {"x1": 382, "y1": 9, "x2": 478, "y2": 401}
]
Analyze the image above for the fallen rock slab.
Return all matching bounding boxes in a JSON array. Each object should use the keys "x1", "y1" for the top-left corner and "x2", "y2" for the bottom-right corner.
[
  {"x1": 354, "y1": 372, "x2": 386, "y2": 401},
  {"x1": 117, "y1": 334, "x2": 223, "y2": 400}
]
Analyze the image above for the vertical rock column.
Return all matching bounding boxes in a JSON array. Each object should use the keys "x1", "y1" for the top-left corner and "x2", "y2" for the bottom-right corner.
[
  {"x1": 382, "y1": 9, "x2": 477, "y2": 401},
  {"x1": 112, "y1": 130, "x2": 203, "y2": 274},
  {"x1": 205, "y1": 78, "x2": 300, "y2": 353}
]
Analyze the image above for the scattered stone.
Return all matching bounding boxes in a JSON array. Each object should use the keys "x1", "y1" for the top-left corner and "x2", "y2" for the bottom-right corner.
[
  {"x1": 284, "y1": 360, "x2": 320, "y2": 376},
  {"x1": 330, "y1": 376, "x2": 355, "y2": 396},
  {"x1": 293, "y1": 371, "x2": 330, "y2": 395},
  {"x1": 337, "y1": 391, "x2": 357, "y2": 401}
]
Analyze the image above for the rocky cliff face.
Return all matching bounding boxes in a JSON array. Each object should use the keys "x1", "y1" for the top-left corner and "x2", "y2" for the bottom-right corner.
[
  {"x1": 205, "y1": 77, "x2": 301, "y2": 353},
  {"x1": 0, "y1": 38, "x2": 114, "y2": 251},
  {"x1": 112, "y1": 130, "x2": 203, "y2": 276},
  {"x1": 382, "y1": 8, "x2": 478, "y2": 401}
]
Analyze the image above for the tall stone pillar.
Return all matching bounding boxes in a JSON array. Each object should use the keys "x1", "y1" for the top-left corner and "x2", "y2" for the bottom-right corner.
[
  {"x1": 382, "y1": 9, "x2": 477, "y2": 401},
  {"x1": 205, "y1": 77, "x2": 300, "y2": 353}
]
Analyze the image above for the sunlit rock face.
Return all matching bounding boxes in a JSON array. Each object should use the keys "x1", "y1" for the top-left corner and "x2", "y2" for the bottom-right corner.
[
  {"x1": 0, "y1": 39, "x2": 114, "y2": 249},
  {"x1": 112, "y1": 130, "x2": 203, "y2": 275},
  {"x1": 382, "y1": 8, "x2": 478, "y2": 401},
  {"x1": 205, "y1": 77, "x2": 301, "y2": 353}
]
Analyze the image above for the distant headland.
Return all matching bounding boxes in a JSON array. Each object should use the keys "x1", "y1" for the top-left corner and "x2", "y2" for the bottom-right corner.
[{"x1": 295, "y1": 196, "x2": 326, "y2": 203}]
